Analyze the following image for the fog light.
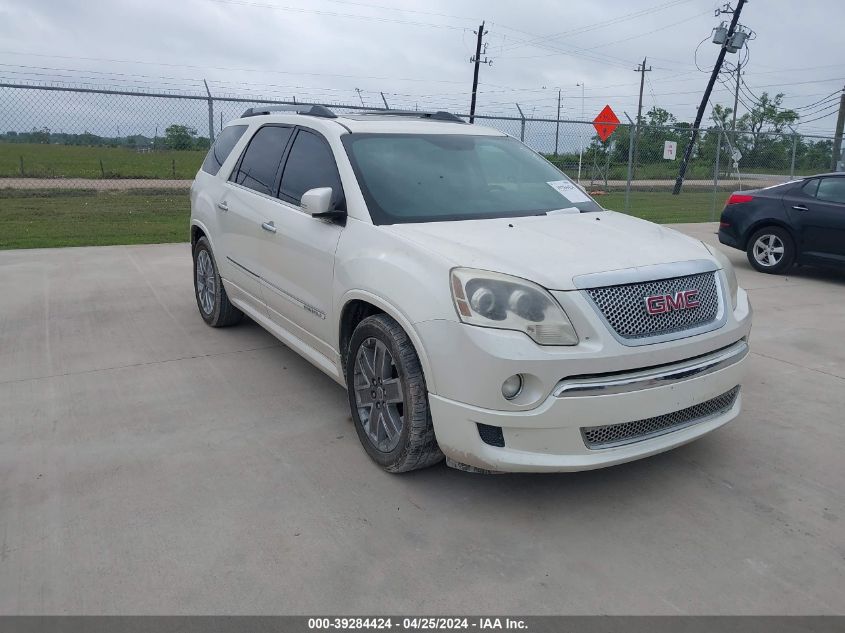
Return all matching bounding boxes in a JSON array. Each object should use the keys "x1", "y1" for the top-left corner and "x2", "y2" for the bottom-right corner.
[{"x1": 501, "y1": 374, "x2": 524, "y2": 400}]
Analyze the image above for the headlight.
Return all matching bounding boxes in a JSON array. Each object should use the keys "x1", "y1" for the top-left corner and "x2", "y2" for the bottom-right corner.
[
  {"x1": 450, "y1": 268, "x2": 578, "y2": 345},
  {"x1": 704, "y1": 243, "x2": 738, "y2": 309}
]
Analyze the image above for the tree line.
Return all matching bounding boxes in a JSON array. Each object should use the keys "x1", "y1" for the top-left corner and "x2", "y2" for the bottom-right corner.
[
  {"x1": 556, "y1": 92, "x2": 835, "y2": 176},
  {"x1": 0, "y1": 125, "x2": 210, "y2": 151}
]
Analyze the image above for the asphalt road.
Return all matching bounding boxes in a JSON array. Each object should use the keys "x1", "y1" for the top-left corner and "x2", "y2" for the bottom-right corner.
[{"x1": 1, "y1": 224, "x2": 843, "y2": 614}]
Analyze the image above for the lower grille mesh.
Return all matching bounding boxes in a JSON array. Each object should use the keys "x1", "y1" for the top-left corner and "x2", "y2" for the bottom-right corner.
[
  {"x1": 581, "y1": 386, "x2": 740, "y2": 449},
  {"x1": 477, "y1": 423, "x2": 505, "y2": 447}
]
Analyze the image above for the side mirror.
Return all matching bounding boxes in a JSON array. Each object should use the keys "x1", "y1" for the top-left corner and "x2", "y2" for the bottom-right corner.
[{"x1": 300, "y1": 187, "x2": 334, "y2": 216}]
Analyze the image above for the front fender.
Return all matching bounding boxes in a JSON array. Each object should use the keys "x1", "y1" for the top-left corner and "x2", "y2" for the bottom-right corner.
[
  {"x1": 334, "y1": 221, "x2": 458, "y2": 396},
  {"x1": 338, "y1": 289, "x2": 442, "y2": 395}
]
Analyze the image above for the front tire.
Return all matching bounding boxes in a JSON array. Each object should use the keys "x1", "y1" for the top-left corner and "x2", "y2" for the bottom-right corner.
[
  {"x1": 193, "y1": 236, "x2": 243, "y2": 327},
  {"x1": 346, "y1": 314, "x2": 443, "y2": 473},
  {"x1": 746, "y1": 226, "x2": 795, "y2": 274}
]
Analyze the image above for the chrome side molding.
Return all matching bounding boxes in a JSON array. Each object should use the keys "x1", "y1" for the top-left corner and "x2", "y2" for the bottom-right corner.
[{"x1": 554, "y1": 340, "x2": 748, "y2": 398}]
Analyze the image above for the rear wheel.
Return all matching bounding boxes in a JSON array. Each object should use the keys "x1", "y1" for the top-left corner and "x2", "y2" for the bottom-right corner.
[
  {"x1": 746, "y1": 226, "x2": 795, "y2": 274},
  {"x1": 346, "y1": 314, "x2": 443, "y2": 473},
  {"x1": 193, "y1": 237, "x2": 243, "y2": 327}
]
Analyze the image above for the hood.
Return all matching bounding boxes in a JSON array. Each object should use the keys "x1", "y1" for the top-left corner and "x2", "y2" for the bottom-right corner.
[{"x1": 382, "y1": 210, "x2": 714, "y2": 291}]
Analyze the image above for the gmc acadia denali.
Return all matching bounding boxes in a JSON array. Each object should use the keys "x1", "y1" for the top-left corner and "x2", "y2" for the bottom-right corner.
[{"x1": 190, "y1": 105, "x2": 752, "y2": 473}]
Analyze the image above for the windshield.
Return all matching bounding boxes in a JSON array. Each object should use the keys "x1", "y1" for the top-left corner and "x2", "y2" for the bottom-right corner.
[{"x1": 341, "y1": 133, "x2": 603, "y2": 224}]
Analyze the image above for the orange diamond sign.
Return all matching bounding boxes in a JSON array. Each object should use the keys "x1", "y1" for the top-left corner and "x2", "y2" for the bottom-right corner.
[{"x1": 593, "y1": 105, "x2": 620, "y2": 142}]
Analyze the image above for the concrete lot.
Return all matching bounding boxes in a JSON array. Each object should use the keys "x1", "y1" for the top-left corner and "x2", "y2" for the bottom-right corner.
[{"x1": 1, "y1": 223, "x2": 843, "y2": 614}]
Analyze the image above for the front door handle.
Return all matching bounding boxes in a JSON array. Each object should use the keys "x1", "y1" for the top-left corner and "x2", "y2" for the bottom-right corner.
[
  {"x1": 792, "y1": 205, "x2": 809, "y2": 211},
  {"x1": 217, "y1": 201, "x2": 229, "y2": 211},
  {"x1": 261, "y1": 221, "x2": 277, "y2": 233}
]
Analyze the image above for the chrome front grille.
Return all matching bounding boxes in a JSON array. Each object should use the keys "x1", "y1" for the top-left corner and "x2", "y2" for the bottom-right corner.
[
  {"x1": 585, "y1": 272, "x2": 720, "y2": 341},
  {"x1": 581, "y1": 386, "x2": 740, "y2": 449}
]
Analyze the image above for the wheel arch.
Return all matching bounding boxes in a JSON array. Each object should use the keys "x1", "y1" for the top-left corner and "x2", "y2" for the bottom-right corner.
[
  {"x1": 338, "y1": 290, "x2": 437, "y2": 394},
  {"x1": 742, "y1": 218, "x2": 797, "y2": 252},
  {"x1": 190, "y1": 219, "x2": 215, "y2": 252}
]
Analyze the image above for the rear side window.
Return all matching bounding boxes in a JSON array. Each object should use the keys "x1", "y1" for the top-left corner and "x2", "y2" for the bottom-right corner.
[
  {"x1": 279, "y1": 130, "x2": 344, "y2": 208},
  {"x1": 201, "y1": 125, "x2": 247, "y2": 175},
  {"x1": 231, "y1": 125, "x2": 293, "y2": 196},
  {"x1": 816, "y1": 178, "x2": 845, "y2": 204},
  {"x1": 801, "y1": 179, "x2": 819, "y2": 197}
]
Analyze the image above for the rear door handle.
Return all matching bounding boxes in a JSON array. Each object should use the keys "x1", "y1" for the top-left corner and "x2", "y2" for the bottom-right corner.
[
  {"x1": 261, "y1": 221, "x2": 277, "y2": 233},
  {"x1": 217, "y1": 201, "x2": 229, "y2": 211},
  {"x1": 792, "y1": 205, "x2": 808, "y2": 211}
]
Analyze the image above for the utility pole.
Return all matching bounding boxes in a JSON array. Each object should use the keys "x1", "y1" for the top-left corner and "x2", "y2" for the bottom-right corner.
[
  {"x1": 632, "y1": 57, "x2": 652, "y2": 179},
  {"x1": 355, "y1": 88, "x2": 365, "y2": 107},
  {"x1": 673, "y1": 0, "x2": 748, "y2": 195},
  {"x1": 468, "y1": 21, "x2": 489, "y2": 123},
  {"x1": 380, "y1": 92, "x2": 390, "y2": 110},
  {"x1": 831, "y1": 87, "x2": 845, "y2": 171},
  {"x1": 731, "y1": 60, "x2": 742, "y2": 134},
  {"x1": 555, "y1": 89, "x2": 561, "y2": 156}
]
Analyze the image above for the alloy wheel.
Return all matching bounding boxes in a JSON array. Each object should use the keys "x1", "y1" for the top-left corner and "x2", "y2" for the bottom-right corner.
[
  {"x1": 196, "y1": 249, "x2": 216, "y2": 315},
  {"x1": 353, "y1": 337, "x2": 405, "y2": 452},
  {"x1": 752, "y1": 234, "x2": 785, "y2": 268}
]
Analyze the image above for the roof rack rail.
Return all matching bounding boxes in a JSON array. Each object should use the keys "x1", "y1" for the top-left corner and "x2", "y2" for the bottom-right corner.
[
  {"x1": 358, "y1": 109, "x2": 466, "y2": 123},
  {"x1": 240, "y1": 104, "x2": 337, "y2": 119}
]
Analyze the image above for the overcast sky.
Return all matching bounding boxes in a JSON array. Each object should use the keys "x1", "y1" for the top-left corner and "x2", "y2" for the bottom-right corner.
[{"x1": 1, "y1": 0, "x2": 842, "y2": 134}]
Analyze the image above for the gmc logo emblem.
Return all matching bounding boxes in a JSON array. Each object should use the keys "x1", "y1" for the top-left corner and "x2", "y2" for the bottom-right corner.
[{"x1": 644, "y1": 290, "x2": 700, "y2": 315}]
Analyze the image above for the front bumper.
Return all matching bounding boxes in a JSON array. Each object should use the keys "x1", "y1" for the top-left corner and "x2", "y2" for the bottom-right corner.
[
  {"x1": 416, "y1": 279, "x2": 752, "y2": 472},
  {"x1": 429, "y1": 343, "x2": 747, "y2": 472}
]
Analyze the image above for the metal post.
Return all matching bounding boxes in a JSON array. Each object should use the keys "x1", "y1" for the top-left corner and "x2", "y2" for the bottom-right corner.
[
  {"x1": 624, "y1": 113, "x2": 635, "y2": 213},
  {"x1": 712, "y1": 128, "x2": 722, "y2": 220},
  {"x1": 203, "y1": 79, "x2": 214, "y2": 144},
  {"x1": 515, "y1": 103, "x2": 525, "y2": 142},
  {"x1": 577, "y1": 82, "x2": 585, "y2": 183},
  {"x1": 554, "y1": 90, "x2": 560, "y2": 156},
  {"x1": 790, "y1": 133, "x2": 797, "y2": 179},
  {"x1": 380, "y1": 92, "x2": 390, "y2": 109}
]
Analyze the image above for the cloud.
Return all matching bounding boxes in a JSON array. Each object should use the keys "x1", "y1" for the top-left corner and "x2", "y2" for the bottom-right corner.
[{"x1": 0, "y1": 0, "x2": 842, "y2": 131}]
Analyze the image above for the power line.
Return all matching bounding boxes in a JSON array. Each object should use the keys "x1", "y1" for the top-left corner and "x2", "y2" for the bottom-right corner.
[
  {"x1": 498, "y1": 10, "x2": 710, "y2": 60},
  {"x1": 496, "y1": 0, "x2": 696, "y2": 53},
  {"x1": 798, "y1": 102, "x2": 841, "y2": 126},
  {"x1": 791, "y1": 91, "x2": 842, "y2": 110},
  {"x1": 0, "y1": 50, "x2": 470, "y2": 85},
  {"x1": 204, "y1": 0, "x2": 468, "y2": 30}
]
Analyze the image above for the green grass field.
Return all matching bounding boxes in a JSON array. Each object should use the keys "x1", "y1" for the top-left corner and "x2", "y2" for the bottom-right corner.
[
  {"x1": 0, "y1": 143, "x2": 205, "y2": 179},
  {"x1": 0, "y1": 187, "x2": 721, "y2": 250},
  {"x1": 599, "y1": 190, "x2": 721, "y2": 223},
  {"x1": 0, "y1": 188, "x2": 191, "y2": 249}
]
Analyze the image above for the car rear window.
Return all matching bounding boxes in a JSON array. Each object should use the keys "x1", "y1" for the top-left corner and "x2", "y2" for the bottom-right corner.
[
  {"x1": 801, "y1": 179, "x2": 820, "y2": 197},
  {"x1": 230, "y1": 125, "x2": 293, "y2": 196},
  {"x1": 816, "y1": 178, "x2": 845, "y2": 204},
  {"x1": 201, "y1": 125, "x2": 247, "y2": 176}
]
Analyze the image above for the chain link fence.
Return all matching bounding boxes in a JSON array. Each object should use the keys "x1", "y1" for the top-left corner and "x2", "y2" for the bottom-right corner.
[{"x1": 0, "y1": 82, "x2": 841, "y2": 248}]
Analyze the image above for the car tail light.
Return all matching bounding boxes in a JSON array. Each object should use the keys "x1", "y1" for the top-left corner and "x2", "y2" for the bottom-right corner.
[
  {"x1": 719, "y1": 221, "x2": 731, "y2": 228},
  {"x1": 726, "y1": 194, "x2": 754, "y2": 205}
]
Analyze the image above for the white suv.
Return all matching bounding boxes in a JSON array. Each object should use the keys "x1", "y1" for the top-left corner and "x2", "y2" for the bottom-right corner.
[{"x1": 190, "y1": 105, "x2": 752, "y2": 473}]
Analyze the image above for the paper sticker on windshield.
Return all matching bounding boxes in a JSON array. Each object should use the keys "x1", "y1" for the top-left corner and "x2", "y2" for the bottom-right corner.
[{"x1": 547, "y1": 180, "x2": 590, "y2": 203}]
